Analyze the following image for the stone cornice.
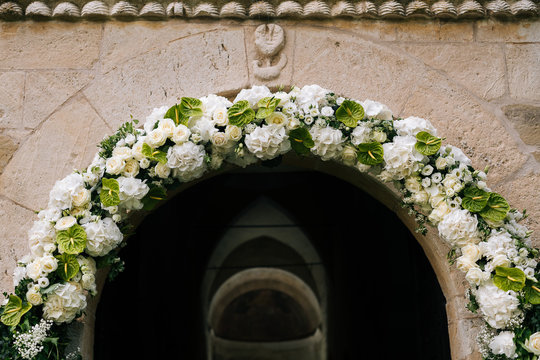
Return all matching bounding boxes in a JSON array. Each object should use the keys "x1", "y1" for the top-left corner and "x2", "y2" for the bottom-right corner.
[{"x1": 0, "y1": 0, "x2": 537, "y2": 21}]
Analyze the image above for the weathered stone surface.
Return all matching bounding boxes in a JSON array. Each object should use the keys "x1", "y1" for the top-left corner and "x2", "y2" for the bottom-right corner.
[
  {"x1": 400, "y1": 69, "x2": 528, "y2": 186},
  {"x1": 446, "y1": 316, "x2": 483, "y2": 360},
  {"x1": 506, "y1": 44, "x2": 540, "y2": 102},
  {"x1": 0, "y1": 22, "x2": 101, "y2": 70},
  {"x1": 292, "y1": 28, "x2": 423, "y2": 117},
  {"x1": 476, "y1": 19, "x2": 540, "y2": 43},
  {"x1": 0, "y1": 96, "x2": 110, "y2": 211},
  {"x1": 84, "y1": 28, "x2": 249, "y2": 130},
  {"x1": 503, "y1": 104, "x2": 540, "y2": 160},
  {"x1": 0, "y1": 71, "x2": 25, "y2": 129},
  {"x1": 0, "y1": 197, "x2": 34, "y2": 294},
  {"x1": 394, "y1": 21, "x2": 474, "y2": 42},
  {"x1": 23, "y1": 71, "x2": 95, "y2": 129},
  {"x1": 398, "y1": 43, "x2": 506, "y2": 100},
  {"x1": 0, "y1": 129, "x2": 31, "y2": 175}
]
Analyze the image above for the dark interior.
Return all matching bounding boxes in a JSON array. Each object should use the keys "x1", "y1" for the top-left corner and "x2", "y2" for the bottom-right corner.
[{"x1": 94, "y1": 166, "x2": 451, "y2": 360}]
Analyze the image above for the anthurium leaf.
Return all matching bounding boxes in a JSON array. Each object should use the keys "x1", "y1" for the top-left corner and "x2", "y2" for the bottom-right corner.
[
  {"x1": 415, "y1": 131, "x2": 443, "y2": 156},
  {"x1": 142, "y1": 186, "x2": 168, "y2": 211},
  {"x1": 179, "y1": 97, "x2": 203, "y2": 121},
  {"x1": 493, "y1": 266, "x2": 526, "y2": 292},
  {"x1": 142, "y1": 143, "x2": 167, "y2": 164},
  {"x1": 55, "y1": 253, "x2": 80, "y2": 281},
  {"x1": 357, "y1": 142, "x2": 384, "y2": 165},
  {"x1": 523, "y1": 280, "x2": 540, "y2": 305},
  {"x1": 1, "y1": 295, "x2": 32, "y2": 327},
  {"x1": 228, "y1": 100, "x2": 255, "y2": 127},
  {"x1": 100, "y1": 178, "x2": 121, "y2": 207},
  {"x1": 480, "y1": 193, "x2": 510, "y2": 222},
  {"x1": 56, "y1": 224, "x2": 87, "y2": 255},
  {"x1": 462, "y1": 186, "x2": 490, "y2": 213},
  {"x1": 335, "y1": 100, "x2": 364, "y2": 128},
  {"x1": 164, "y1": 104, "x2": 184, "y2": 126},
  {"x1": 289, "y1": 127, "x2": 314, "y2": 156},
  {"x1": 256, "y1": 97, "x2": 281, "y2": 119}
]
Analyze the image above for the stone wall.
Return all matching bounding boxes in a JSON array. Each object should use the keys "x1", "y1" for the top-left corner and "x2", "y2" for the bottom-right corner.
[{"x1": 0, "y1": 18, "x2": 539, "y2": 359}]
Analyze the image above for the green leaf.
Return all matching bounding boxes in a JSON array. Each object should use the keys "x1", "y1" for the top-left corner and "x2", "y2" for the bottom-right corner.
[
  {"x1": 493, "y1": 266, "x2": 526, "y2": 292},
  {"x1": 141, "y1": 186, "x2": 168, "y2": 211},
  {"x1": 415, "y1": 131, "x2": 443, "y2": 156},
  {"x1": 56, "y1": 224, "x2": 87, "y2": 255},
  {"x1": 356, "y1": 142, "x2": 384, "y2": 165},
  {"x1": 55, "y1": 253, "x2": 80, "y2": 281},
  {"x1": 228, "y1": 100, "x2": 255, "y2": 127},
  {"x1": 142, "y1": 143, "x2": 168, "y2": 164},
  {"x1": 523, "y1": 280, "x2": 540, "y2": 305},
  {"x1": 480, "y1": 192, "x2": 510, "y2": 222},
  {"x1": 289, "y1": 127, "x2": 314, "y2": 156},
  {"x1": 462, "y1": 186, "x2": 490, "y2": 213},
  {"x1": 335, "y1": 100, "x2": 364, "y2": 128},
  {"x1": 256, "y1": 97, "x2": 281, "y2": 119},
  {"x1": 100, "y1": 178, "x2": 121, "y2": 207},
  {"x1": 1, "y1": 295, "x2": 31, "y2": 327},
  {"x1": 164, "y1": 104, "x2": 184, "y2": 126},
  {"x1": 179, "y1": 97, "x2": 203, "y2": 121}
]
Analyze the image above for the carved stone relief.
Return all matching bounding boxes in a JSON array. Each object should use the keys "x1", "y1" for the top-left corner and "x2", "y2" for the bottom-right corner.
[{"x1": 253, "y1": 24, "x2": 288, "y2": 80}]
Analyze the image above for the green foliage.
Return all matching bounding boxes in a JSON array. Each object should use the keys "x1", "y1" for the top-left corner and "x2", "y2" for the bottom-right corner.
[
  {"x1": 288, "y1": 127, "x2": 314, "y2": 155},
  {"x1": 335, "y1": 100, "x2": 364, "y2": 128},
  {"x1": 99, "y1": 178, "x2": 121, "y2": 207},
  {"x1": 56, "y1": 225, "x2": 87, "y2": 255},
  {"x1": 524, "y1": 280, "x2": 540, "y2": 305},
  {"x1": 462, "y1": 186, "x2": 491, "y2": 213},
  {"x1": 141, "y1": 185, "x2": 168, "y2": 211},
  {"x1": 0, "y1": 295, "x2": 32, "y2": 327},
  {"x1": 414, "y1": 131, "x2": 443, "y2": 156},
  {"x1": 98, "y1": 119, "x2": 138, "y2": 159},
  {"x1": 461, "y1": 187, "x2": 510, "y2": 222},
  {"x1": 165, "y1": 97, "x2": 203, "y2": 126},
  {"x1": 96, "y1": 253, "x2": 125, "y2": 282},
  {"x1": 480, "y1": 193, "x2": 510, "y2": 222},
  {"x1": 356, "y1": 142, "x2": 384, "y2": 165},
  {"x1": 228, "y1": 101, "x2": 255, "y2": 127},
  {"x1": 55, "y1": 254, "x2": 80, "y2": 282},
  {"x1": 142, "y1": 143, "x2": 168, "y2": 164},
  {"x1": 493, "y1": 266, "x2": 526, "y2": 292},
  {"x1": 256, "y1": 97, "x2": 281, "y2": 119}
]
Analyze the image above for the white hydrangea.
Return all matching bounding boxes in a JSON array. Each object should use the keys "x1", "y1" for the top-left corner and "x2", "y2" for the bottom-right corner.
[
  {"x1": 83, "y1": 217, "x2": 124, "y2": 257},
  {"x1": 479, "y1": 230, "x2": 517, "y2": 262},
  {"x1": 27, "y1": 220, "x2": 56, "y2": 257},
  {"x1": 437, "y1": 208, "x2": 480, "y2": 247},
  {"x1": 188, "y1": 117, "x2": 217, "y2": 143},
  {"x1": 233, "y1": 85, "x2": 272, "y2": 108},
  {"x1": 143, "y1": 106, "x2": 168, "y2": 134},
  {"x1": 309, "y1": 126, "x2": 344, "y2": 161},
  {"x1": 43, "y1": 282, "x2": 87, "y2": 324},
  {"x1": 48, "y1": 173, "x2": 86, "y2": 210},
  {"x1": 488, "y1": 331, "x2": 517, "y2": 358},
  {"x1": 382, "y1": 135, "x2": 425, "y2": 180},
  {"x1": 350, "y1": 122, "x2": 372, "y2": 146},
  {"x1": 117, "y1": 176, "x2": 150, "y2": 210},
  {"x1": 360, "y1": 99, "x2": 393, "y2": 120},
  {"x1": 393, "y1": 116, "x2": 437, "y2": 137},
  {"x1": 475, "y1": 281, "x2": 522, "y2": 329},
  {"x1": 200, "y1": 94, "x2": 232, "y2": 118},
  {"x1": 167, "y1": 142, "x2": 207, "y2": 182},
  {"x1": 295, "y1": 84, "x2": 329, "y2": 112},
  {"x1": 244, "y1": 124, "x2": 291, "y2": 160}
]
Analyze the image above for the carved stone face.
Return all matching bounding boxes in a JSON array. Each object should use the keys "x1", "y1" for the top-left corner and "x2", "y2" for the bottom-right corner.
[{"x1": 254, "y1": 24, "x2": 285, "y2": 57}]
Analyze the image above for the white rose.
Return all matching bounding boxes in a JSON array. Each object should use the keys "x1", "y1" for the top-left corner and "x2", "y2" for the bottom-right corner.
[
  {"x1": 81, "y1": 273, "x2": 96, "y2": 292},
  {"x1": 372, "y1": 130, "x2": 387, "y2": 143},
  {"x1": 428, "y1": 201, "x2": 451, "y2": 224},
  {"x1": 71, "y1": 187, "x2": 91, "y2": 207},
  {"x1": 139, "y1": 158, "x2": 150, "y2": 169},
  {"x1": 41, "y1": 255, "x2": 58, "y2": 273},
  {"x1": 321, "y1": 106, "x2": 334, "y2": 117},
  {"x1": 266, "y1": 112, "x2": 287, "y2": 126},
  {"x1": 225, "y1": 125, "x2": 243, "y2": 142},
  {"x1": 120, "y1": 158, "x2": 139, "y2": 177},
  {"x1": 341, "y1": 145, "x2": 357, "y2": 166},
  {"x1": 112, "y1": 146, "x2": 133, "y2": 160},
  {"x1": 465, "y1": 267, "x2": 490, "y2": 285},
  {"x1": 461, "y1": 244, "x2": 482, "y2": 262},
  {"x1": 124, "y1": 133, "x2": 136, "y2": 146},
  {"x1": 26, "y1": 289, "x2": 43, "y2": 305},
  {"x1": 212, "y1": 107, "x2": 229, "y2": 126},
  {"x1": 54, "y1": 216, "x2": 77, "y2": 231},
  {"x1": 155, "y1": 162, "x2": 171, "y2": 179},
  {"x1": 435, "y1": 156, "x2": 447, "y2": 170},
  {"x1": 360, "y1": 99, "x2": 393, "y2": 120},
  {"x1": 105, "y1": 156, "x2": 125, "y2": 175},
  {"x1": 286, "y1": 117, "x2": 301, "y2": 130},
  {"x1": 211, "y1": 132, "x2": 229, "y2": 147},
  {"x1": 456, "y1": 255, "x2": 478, "y2": 272},
  {"x1": 158, "y1": 118, "x2": 176, "y2": 138},
  {"x1": 146, "y1": 128, "x2": 168, "y2": 148},
  {"x1": 524, "y1": 332, "x2": 540, "y2": 355},
  {"x1": 132, "y1": 139, "x2": 146, "y2": 161}
]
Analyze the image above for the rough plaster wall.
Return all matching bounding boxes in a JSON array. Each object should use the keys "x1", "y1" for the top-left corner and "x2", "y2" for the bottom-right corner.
[{"x1": 0, "y1": 18, "x2": 538, "y2": 359}]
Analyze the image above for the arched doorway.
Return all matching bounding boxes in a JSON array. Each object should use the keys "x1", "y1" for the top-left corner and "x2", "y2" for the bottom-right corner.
[{"x1": 93, "y1": 165, "x2": 451, "y2": 360}]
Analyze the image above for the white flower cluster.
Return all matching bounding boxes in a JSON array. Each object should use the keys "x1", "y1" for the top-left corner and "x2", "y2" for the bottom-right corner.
[
  {"x1": 13, "y1": 319, "x2": 53, "y2": 359},
  {"x1": 43, "y1": 282, "x2": 87, "y2": 323}
]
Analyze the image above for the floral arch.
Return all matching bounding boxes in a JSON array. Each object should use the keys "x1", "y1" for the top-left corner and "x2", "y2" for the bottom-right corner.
[{"x1": 0, "y1": 84, "x2": 538, "y2": 360}]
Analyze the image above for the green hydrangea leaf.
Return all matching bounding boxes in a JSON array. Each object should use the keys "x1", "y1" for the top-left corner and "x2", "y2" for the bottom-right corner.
[
  {"x1": 523, "y1": 280, "x2": 540, "y2": 305},
  {"x1": 1, "y1": 295, "x2": 32, "y2": 327},
  {"x1": 256, "y1": 97, "x2": 281, "y2": 119},
  {"x1": 142, "y1": 143, "x2": 168, "y2": 164},
  {"x1": 164, "y1": 104, "x2": 185, "y2": 126},
  {"x1": 56, "y1": 224, "x2": 87, "y2": 255},
  {"x1": 480, "y1": 192, "x2": 510, "y2": 222},
  {"x1": 289, "y1": 127, "x2": 314, "y2": 156},
  {"x1": 335, "y1": 100, "x2": 364, "y2": 128},
  {"x1": 100, "y1": 178, "x2": 121, "y2": 207},
  {"x1": 142, "y1": 186, "x2": 168, "y2": 211},
  {"x1": 462, "y1": 186, "x2": 490, "y2": 213},
  {"x1": 415, "y1": 131, "x2": 443, "y2": 156},
  {"x1": 55, "y1": 253, "x2": 80, "y2": 281},
  {"x1": 228, "y1": 100, "x2": 255, "y2": 127},
  {"x1": 179, "y1": 97, "x2": 203, "y2": 121},
  {"x1": 357, "y1": 142, "x2": 384, "y2": 165},
  {"x1": 493, "y1": 266, "x2": 526, "y2": 292}
]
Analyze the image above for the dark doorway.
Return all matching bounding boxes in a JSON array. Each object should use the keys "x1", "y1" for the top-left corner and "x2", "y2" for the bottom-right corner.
[{"x1": 94, "y1": 167, "x2": 451, "y2": 360}]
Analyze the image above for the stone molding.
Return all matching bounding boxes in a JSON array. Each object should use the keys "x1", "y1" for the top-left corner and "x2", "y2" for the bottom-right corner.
[{"x1": 0, "y1": 0, "x2": 538, "y2": 21}]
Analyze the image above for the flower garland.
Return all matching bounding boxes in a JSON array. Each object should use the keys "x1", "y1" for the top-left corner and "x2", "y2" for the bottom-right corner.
[{"x1": 0, "y1": 84, "x2": 538, "y2": 359}]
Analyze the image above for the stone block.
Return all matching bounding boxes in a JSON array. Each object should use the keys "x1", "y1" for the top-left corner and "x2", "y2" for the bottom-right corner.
[
  {"x1": 0, "y1": 129, "x2": 31, "y2": 175},
  {"x1": 395, "y1": 21, "x2": 474, "y2": 42},
  {"x1": 476, "y1": 19, "x2": 540, "y2": 43},
  {"x1": 506, "y1": 44, "x2": 540, "y2": 102},
  {"x1": 84, "y1": 28, "x2": 249, "y2": 130},
  {"x1": 0, "y1": 96, "x2": 110, "y2": 211},
  {"x1": 0, "y1": 71, "x2": 25, "y2": 129},
  {"x1": 503, "y1": 104, "x2": 540, "y2": 159},
  {"x1": 0, "y1": 22, "x2": 101, "y2": 70},
  {"x1": 398, "y1": 43, "x2": 506, "y2": 100}
]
